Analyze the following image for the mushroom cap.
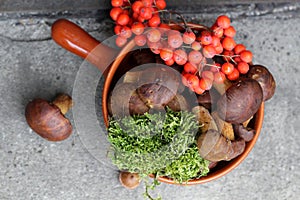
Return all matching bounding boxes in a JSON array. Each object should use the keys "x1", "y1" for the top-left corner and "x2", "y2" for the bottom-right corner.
[
  {"x1": 25, "y1": 99, "x2": 72, "y2": 141},
  {"x1": 108, "y1": 83, "x2": 149, "y2": 117},
  {"x1": 137, "y1": 65, "x2": 180, "y2": 109},
  {"x1": 119, "y1": 171, "x2": 140, "y2": 189},
  {"x1": 217, "y1": 78, "x2": 263, "y2": 124},
  {"x1": 197, "y1": 129, "x2": 246, "y2": 162},
  {"x1": 247, "y1": 65, "x2": 276, "y2": 101}
]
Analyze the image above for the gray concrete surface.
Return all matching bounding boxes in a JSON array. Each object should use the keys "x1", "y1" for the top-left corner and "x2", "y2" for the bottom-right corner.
[{"x1": 1, "y1": 2, "x2": 300, "y2": 200}]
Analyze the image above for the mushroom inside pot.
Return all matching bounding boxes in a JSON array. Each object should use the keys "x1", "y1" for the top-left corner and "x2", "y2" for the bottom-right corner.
[
  {"x1": 217, "y1": 78, "x2": 263, "y2": 124},
  {"x1": 247, "y1": 64, "x2": 276, "y2": 101},
  {"x1": 136, "y1": 65, "x2": 180, "y2": 109},
  {"x1": 109, "y1": 64, "x2": 187, "y2": 116},
  {"x1": 108, "y1": 83, "x2": 149, "y2": 117},
  {"x1": 197, "y1": 129, "x2": 246, "y2": 162}
]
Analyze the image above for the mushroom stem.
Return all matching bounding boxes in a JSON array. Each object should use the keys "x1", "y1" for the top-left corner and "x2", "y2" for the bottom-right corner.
[{"x1": 52, "y1": 94, "x2": 73, "y2": 115}]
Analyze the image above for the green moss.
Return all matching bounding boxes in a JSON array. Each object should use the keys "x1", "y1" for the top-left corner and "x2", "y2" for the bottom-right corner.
[{"x1": 107, "y1": 108, "x2": 209, "y2": 183}]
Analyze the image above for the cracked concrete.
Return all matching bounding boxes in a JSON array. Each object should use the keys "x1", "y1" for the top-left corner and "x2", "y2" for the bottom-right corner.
[{"x1": 1, "y1": 2, "x2": 300, "y2": 200}]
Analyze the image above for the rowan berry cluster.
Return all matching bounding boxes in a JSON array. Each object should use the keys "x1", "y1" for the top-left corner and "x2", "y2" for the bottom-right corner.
[
  {"x1": 110, "y1": 0, "x2": 166, "y2": 47},
  {"x1": 110, "y1": 0, "x2": 253, "y2": 94}
]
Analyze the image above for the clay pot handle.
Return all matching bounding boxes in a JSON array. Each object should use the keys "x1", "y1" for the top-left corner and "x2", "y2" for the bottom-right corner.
[{"x1": 51, "y1": 19, "x2": 118, "y2": 72}]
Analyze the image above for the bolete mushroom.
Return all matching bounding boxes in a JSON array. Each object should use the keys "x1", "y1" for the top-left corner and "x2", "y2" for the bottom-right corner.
[
  {"x1": 211, "y1": 111, "x2": 235, "y2": 141},
  {"x1": 217, "y1": 78, "x2": 263, "y2": 124},
  {"x1": 197, "y1": 129, "x2": 246, "y2": 162},
  {"x1": 121, "y1": 65, "x2": 182, "y2": 111},
  {"x1": 136, "y1": 65, "x2": 180, "y2": 109},
  {"x1": 108, "y1": 83, "x2": 149, "y2": 117},
  {"x1": 233, "y1": 123, "x2": 255, "y2": 142},
  {"x1": 166, "y1": 94, "x2": 189, "y2": 112},
  {"x1": 247, "y1": 64, "x2": 276, "y2": 101},
  {"x1": 25, "y1": 94, "x2": 73, "y2": 141},
  {"x1": 119, "y1": 171, "x2": 140, "y2": 189}
]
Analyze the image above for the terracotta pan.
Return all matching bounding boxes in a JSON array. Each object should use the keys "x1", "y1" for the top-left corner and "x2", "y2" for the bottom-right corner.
[{"x1": 51, "y1": 19, "x2": 264, "y2": 185}]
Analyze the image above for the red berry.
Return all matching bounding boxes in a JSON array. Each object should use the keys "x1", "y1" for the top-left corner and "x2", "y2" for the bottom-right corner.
[
  {"x1": 187, "y1": 74, "x2": 200, "y2": 89},
  {"x1": 142, "y1": 0, "x2": 153, "y2": 7},
  {"x1": 211, "y1": 24, "x2": 224, "y2": 38},
  {"x1": 193, "y1": 84, "x2": 205, "y2": 94},
  {"x1": 221, "y1": 62, "x2": 234, "y2": 75},
  {"x1": 147, "y1": 28, "x2": 161, "y2": 43},
  {"x1": 211, "y1": 35, "x2": 221, "y2": 47},
  {"x1": 138, "y1": 16, "x2": 146, "y2": 23},
  {"x1": 188, "y1": 50, "x2": 203, "y2": 64},
  {"x1": 222, "y1": 37, "x2": 236, "y2": 51},
  {"x1": 148, "y1": 15, "x2": 161, "y2": 27},
  {"x1": 115, "y1": 36, "x2": 127, "y2": 47},
  {"x1": 155, "y1": 0, "x2": 167, "y2": 10},
  {"x1": 216, "y1": 15, "x2": 231, "y2": 29},
  {"x1": 114, "y1": 25, "x2": 122, "y2": 35},
  {"x1": 132, "y1": 1, "x2": 143, "y2": 13},
  {"x1": 132, "y1": 12, "x2": 139, "y2": 20},
  {"x1": 122, "y1": 9, "x2": 130, "y2": 15},
  {"x1": 237, "y1": 61, "x2": 249, "y2": 74},
  {"x1": 234, "y1": 44, "x2": 246, "y2": 55},
  {"x1": 214, "y1": 43, "x2": 224, "y2": 54},
  {"x1": 191, "y1": 41, "x2": 201, "y2": 51},
  {"x1": 117, "y1": 13, "x2": 130, "y2": 25},
  {"x1": 139, "y1": 7, "x2": 153, "y2": 20},
  {"x1": 227, "y1": 68, "x2": 240, "y2": 81},
  {"x1": 119, "y1": 26, "x2": 132, "y2": 38},
  {"x1": 214, "y1": 71, "x2": 226, "y2": 83},
  {"x1": 147, "y1": 41, "x2": 162, "y2": 54},
  {"x1": 110, "y1": 7, "x2": 123, "y2": 21},
  {"x1": 111, "y1": 0, "x2": 123, "y2": 7},
  {"x1": 199, "y1": 77, "x2": 213, "y2": 90},
  {"x1": 224, "y1": 26, "x2": 236, "y2": 38},
  {"x1": 165, "y1": 58, "x2": 175, "y2": 66},
  {"x1": 131, "y1": 22, "x2": 145, "y2": 35},
  {"x1": 201, "y1": 71, "x2": 214, "y2": 81},
  {"x1": 203, "y1": 45, "x2": 217, "y2": 59},
  {"x1": 240, "y1": 50, "x2": 253, "y2": 63},
  {"x1": 173, "y1": 49, "x2": 188, "y2": 65},
  {"x1": 160, "y1": 48, "x2": 173, "y2": 61},
  {"x1": 134, "y1": 34, "x2": 147, "y2": 46},
  {"x1": 234, "y1": 56, "x2": 242, "y2": 63},
  {"x1": 183, "y1": 31, "x2": 196, "y2": 44},
  {"x1": 200, "y1": 31, "x2": 212, "y2": 45},
  {"x1": 168, "y1": 31, "x2": 183, "y2": 48},
  {"x1": 184, "y1": 62, "x2": 198, "y2": 74}
]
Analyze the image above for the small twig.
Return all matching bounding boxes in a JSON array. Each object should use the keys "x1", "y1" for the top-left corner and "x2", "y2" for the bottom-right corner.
[{"x1": 216, "y1": 54, "x2": 240, "y2": 64}]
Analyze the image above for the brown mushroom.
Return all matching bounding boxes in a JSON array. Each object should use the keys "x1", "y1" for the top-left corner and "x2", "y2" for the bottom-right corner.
[
  {"x1": 247, "y1": 64, "x2": 276, "y2": 101},
  {"x1": 166, "y1": 94, "x2": 189, "y2": 112},
  {"x1": 211, "y1": 111, "x2": 235, "y2": 141},
  {"x1": 197, "y1": 129, "x2": 246, "y2": 162},
  {"x1": 233, "y1": 123, "x2": 255, "y2": 142},
  {"x1": 108, "y1": 83, "x2": 149, "y2": 117},
  {"x1": 136, "y1": 65, "x2": 180, "y2": 109},
  {"x1": 119, "y1": 171, "x2": 140, "y2": 189},
  {"x1": 25, "y1": 94, "x2": 73, "y2": 141},
  {"x1": 192, "y1": 106, "x2": 218, "y2": 133},
  {"x1": 217, "y1": 78, "x2": 263, "y2": 124}
]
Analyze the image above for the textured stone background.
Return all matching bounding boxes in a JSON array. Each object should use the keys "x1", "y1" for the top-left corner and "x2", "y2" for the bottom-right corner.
[{"x1": 0, "y1": 1, "x2": 299, "y2": 200}]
